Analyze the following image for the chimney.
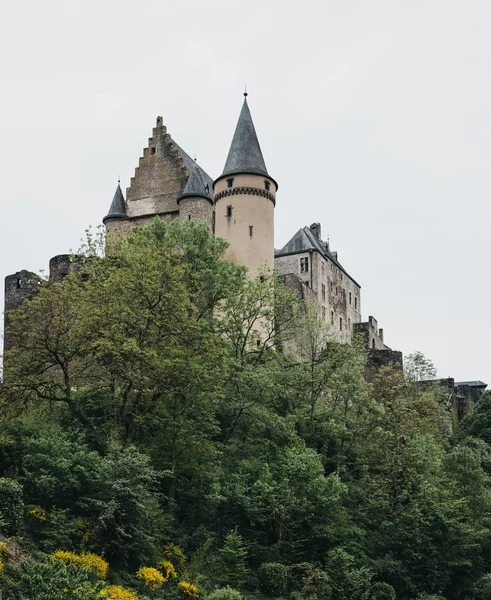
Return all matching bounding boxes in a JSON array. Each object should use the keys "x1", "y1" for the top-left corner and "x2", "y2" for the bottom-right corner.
[{"x1": 310, "y1": 222, "x2": 321, "y2": 239}]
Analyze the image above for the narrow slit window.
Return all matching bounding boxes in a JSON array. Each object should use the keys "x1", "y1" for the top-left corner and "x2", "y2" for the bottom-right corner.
[
  {"x1": 321, "y1": 284, "x2": 326, "y2": 301},
  {"x1": 340, "y1": 317, "x2": 343, "y2": 331},
  {"x1": 226, "y1": 205, "x2": 233, "y2": 218},
  {"x1": 249, "y1": 225, "x2": 253, "y2": 237},
  {"x1": 322, "y1": 306, "x2": 326, "y2": 321},
  {"x1": 227, "y1": 177, "x2": 234, "y2": 188},
  {"x1": 331, "y1": 311, "x2": 334, "y2": 325},
  {"x1": 16, "y1": 278, "x2": 22, "y2": 289},
  {"x1": 264, "y1": 180, "x2": 270, "y2": 191},
  {"x1": 349, "y1": 292, "x2": 352, "y2": 305},
  {"x1": 355, "y1": 297, "x2": 358, "y2": 310}
]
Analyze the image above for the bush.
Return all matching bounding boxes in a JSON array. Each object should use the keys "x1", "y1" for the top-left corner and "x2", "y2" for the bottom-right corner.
[
  {"x1": 0, "y1": 477, "x2": 23, "y2": 535},
  {"x1": 208, "y1": 587, "x2": 242, "y2": 600},
  {"x1": 258, "y1": 562, "x2": 289, "y2": 596},
  {"x1": 371, "y1": 582, "x2": 396, "y2": 600}
]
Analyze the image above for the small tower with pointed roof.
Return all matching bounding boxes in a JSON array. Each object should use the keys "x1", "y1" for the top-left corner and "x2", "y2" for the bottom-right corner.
[
  {"x1": 103, "y1": 182, "x2": 130, "y2": 236},
  {"x1": 178, "y1": 162, "x2": 214, "y2": 230},
  {"x1": 214, "y1": 94, "x2": 277, "y2": 275}
]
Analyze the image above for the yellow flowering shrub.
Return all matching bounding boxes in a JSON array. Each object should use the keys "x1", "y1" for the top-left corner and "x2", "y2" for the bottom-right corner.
[
  {"x1": 136, "y1": 566, "x2": 165, "y2": 590},
  {"x1": 52, "y1": 550, "x2": 109, "y2": 579},
  {"x1": 156, "y1": 559, "x2": 177, "y2": 581},
  {"x1": 28, "y1": 507, "x2": 47, "y2": 522},
  {"x1": 0, "y1": 543, "x2": 7, "y2": 573},
  {"x1": 98, "y1": 586, "x2": 139, "y2": 600},
  {"x1": 178, "y1": 581, "x2": 199, "y2": 598},
  {"x1": 163, "y1": 543, "x2": 186, "y2": 574}
]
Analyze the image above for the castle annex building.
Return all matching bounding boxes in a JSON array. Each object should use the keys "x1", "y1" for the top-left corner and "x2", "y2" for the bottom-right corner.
[{"x1": 5, "y1": 94, "x2": 395, "y2": 358}]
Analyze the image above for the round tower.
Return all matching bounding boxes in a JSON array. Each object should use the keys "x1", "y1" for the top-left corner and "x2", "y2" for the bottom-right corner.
[
  {"x1": 214, "y1": 94, "x2": 277, "y2": 275},
  {"x1": 103, "y1": 182, "x2": 130, "y2": 236},
  {"x1": 178, "y1": 162, "x2": 214, "y2": 230}
]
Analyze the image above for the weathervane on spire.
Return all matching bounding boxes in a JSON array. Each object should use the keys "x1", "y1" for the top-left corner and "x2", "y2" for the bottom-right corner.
[{"x1": 244, "y1": 85, "x2": 248, "y2": 98}]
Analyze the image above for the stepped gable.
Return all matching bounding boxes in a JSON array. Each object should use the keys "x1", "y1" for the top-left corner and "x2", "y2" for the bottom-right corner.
[{"x1": 126, "y1": 116, "x2": 213, "y2": 221}]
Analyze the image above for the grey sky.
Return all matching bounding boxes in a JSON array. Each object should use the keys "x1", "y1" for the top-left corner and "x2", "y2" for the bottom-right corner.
[{"x1": 1, "y1": 0, "x2": 490, "y2": 384}]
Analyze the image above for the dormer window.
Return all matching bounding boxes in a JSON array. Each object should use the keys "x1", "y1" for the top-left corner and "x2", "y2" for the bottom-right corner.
[
  {"x1": 264, "y1": 180, "x2": 270, "y2": 191},
  {"x1": 227, "y1": 177, "x2": 234, "y2": 188},
  {"x1": 226, "y1": 205, "x2": 233, "y2": 218}
]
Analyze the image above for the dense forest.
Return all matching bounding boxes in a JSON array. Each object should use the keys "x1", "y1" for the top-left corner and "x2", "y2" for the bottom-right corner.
[{"x1": 0, "y1": 219, "x2": 490, "y2": 600}]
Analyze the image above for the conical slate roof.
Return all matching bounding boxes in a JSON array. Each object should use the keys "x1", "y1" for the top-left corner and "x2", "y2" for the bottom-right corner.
[
  {"x1": 220, "y1": 96, "x2": 270, "y2": 180},
  {"x1": 178, "y1": 162, "x2": 213, "y2": 204},
  {"x1": 103, "y1": 184, "x2": 127, "y2": 223}
]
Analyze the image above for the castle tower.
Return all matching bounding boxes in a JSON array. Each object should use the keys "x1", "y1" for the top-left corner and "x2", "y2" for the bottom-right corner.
[
  {"x1": 103, "y1": 182, "x2": 129, "y2": 235},
  {"x1": 178, "y1": 162, "x2": 214, "y2": 230},
  {"x1": 214, "y1": 94, "x2": 277, "y2": 275}
]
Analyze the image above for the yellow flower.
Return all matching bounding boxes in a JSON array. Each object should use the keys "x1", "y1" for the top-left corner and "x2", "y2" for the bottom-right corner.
[
  {"x1": 136, "y1": 566, "x2": 165, "y2": 590},
  {"x1": 163, "y1": 543, "x2": 186, "y2": 574},
  {"x1": 51, "y1": 550, "x2": 109, "y2": 579},
  {"x1": 28, "y1": 507, "x2": 47, "y2": 522},
  {"x1": 178, "y1": 581, "x2": 199, "y2": 598},
  {"x1": 156, "y1": 559, "x2": 177, "y2": 581},
  {"x1": 98, "y1": 586, "x2": 139, "y2": 600}
]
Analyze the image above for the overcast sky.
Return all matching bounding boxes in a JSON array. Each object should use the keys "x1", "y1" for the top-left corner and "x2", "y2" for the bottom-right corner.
[{"x1": 1, "y1": 0, "x2": 490, "y2": 384}]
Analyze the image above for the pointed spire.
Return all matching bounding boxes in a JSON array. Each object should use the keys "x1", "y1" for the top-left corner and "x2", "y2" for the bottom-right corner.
[
  {"x1": 220, "y1": 95, "x2": 270, "y2": 180},
  {"x1": 178, "y1": 162, "x2": 213, "y2": 204},
  {"x1": 103, "y1": 183, "x2": 127, "y2": 223}
]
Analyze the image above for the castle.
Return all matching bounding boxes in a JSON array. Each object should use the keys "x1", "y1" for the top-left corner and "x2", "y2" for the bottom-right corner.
[
  {"x1": 3, "y1": 93, "x2": 400, "y2": 364},
  {"x1": 4, "y1": 94, "x2": 488, "y2": 407}
]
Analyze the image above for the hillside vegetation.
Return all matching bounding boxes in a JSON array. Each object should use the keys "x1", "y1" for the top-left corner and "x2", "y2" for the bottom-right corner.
[{"x1": 0, "y1": 219, "x2": 490, "y2": 600}]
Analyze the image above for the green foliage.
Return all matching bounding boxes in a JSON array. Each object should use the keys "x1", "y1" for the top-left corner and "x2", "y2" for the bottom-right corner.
[
  {"x1": 215, "y1": 531, "x2": 249, "y2": 589},
  {"x1": 207, "y1": 587, "x2": 243, "y2": 600},
  {"x1": 12, "y1": 554, "x2": 104, "y2": 599},
  {"x1": 370, "y1": 582, "x2": 396, "y2": 600},
  {"x1": 257, "y1": 562, "x2": 289, "y2": 596},
  {"x1": 0, "y1": 477, "x2": 23, "y2": 535},
  {"x1": 1, "y1": 220, "x2": 491, "y2": 600}
]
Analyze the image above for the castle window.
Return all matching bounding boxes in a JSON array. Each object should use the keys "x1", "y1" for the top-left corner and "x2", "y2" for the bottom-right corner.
[
  {"x1": 355, "y1": 297, "x2": 358, "y2": 310},
  {"x1": 300, "y1": 257, "x2": 309, "y2": 273},
  {"x1": 340, "y1": 317, "x2": 343, "y2": 331},
  {"x1": 348, "y1": 318, "x2": 351, "y2": 329},
  {"x1": 16, "y1": 278, "x2": 22, "y2": 289},
  {"x1": 188, "y1": 215, "x2": 191, "y2": 220},
  {"x1": 321, "y1": 261, "x2": 325, "y2": 275},
  {"x1": 249, "y1": 225, "x2": 253, "y2": 237},
  {"x1": 331, "y1": 311, "x2": 334, "y2": 325},
  {"x1": 322, "y1": 306, "x2": 326, "y2": 321},
  {"x1": 227, "y1": 177, "x2": 234, "y2": 188},
  {"x1": 349, "y1": 292, "x2": 352, "y2": 305},
  {"x1": 264, "y1": 180, "x2": 270, "y2": 191},
  {"x1": 151, "y1": 147, "x2": 156, "y2": 155},
  {"x1": 256, "y1": 339, "x2": 261, "y2": 347},
  {"x1": 372, "y1": 338, "x2": 376, "y2": 349},
  {"x1": 321, "y1": 284, "x2": 326, "y2": 301},
  {"x1": 226, "y1": 205, "x2": 233, "y2": 218}
]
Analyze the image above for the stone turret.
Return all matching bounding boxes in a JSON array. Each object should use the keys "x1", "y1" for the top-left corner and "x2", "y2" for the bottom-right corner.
[
  {"x1": 103, "y1": 183, "x2": 129, "y2": 235},
  {"x1": 214, "y1": 94, "x2": 277, "y2": 275},
  {"x1": 3, "y1": 270, "x2": 41, "y2": 356},
  {"x1": 178, "y1": 162, "x2": 214, "y2": 230}
]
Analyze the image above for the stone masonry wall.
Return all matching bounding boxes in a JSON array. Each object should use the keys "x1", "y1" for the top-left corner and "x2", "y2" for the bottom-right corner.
[{"x1": 179, "y1": 197, "x2": 214, "y2": 231}]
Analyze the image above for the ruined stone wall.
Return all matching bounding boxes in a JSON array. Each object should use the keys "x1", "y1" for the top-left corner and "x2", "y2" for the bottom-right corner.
[
  {"x1": 3, "y1": 270, "x2": 41, "y2": 354},
  {"x1": 364, "y1": 349, "x2": 403, "y2": 382},
  {"x1": 354, "y1": 316, "x2": 388, "y2": 350}
]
